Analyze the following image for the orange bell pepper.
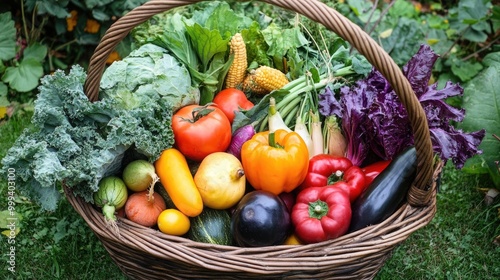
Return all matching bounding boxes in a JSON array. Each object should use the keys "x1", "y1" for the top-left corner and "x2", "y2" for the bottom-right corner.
[{"x1": 241, "y1": 129, "x2": 309, "y2": 195}]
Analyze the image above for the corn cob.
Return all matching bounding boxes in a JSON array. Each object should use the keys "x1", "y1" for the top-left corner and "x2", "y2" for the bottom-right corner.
[
  {"x1": 225, "y1": 33, "x2": 247, "y2": 88},
  {"x1": 242, "y1": 73, "x2": 268, "y2": 95},
  {"x1": 252, "y1": 66, "x2": 289, "y2": 92}
]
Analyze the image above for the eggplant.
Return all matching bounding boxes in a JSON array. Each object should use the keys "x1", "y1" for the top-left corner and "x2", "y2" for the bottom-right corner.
[
  {"x1": 348, "y1": 146, "x2": 417, "y2": 232},
  {"x1": 231, "y1": 190, "x2": 291, "y2": 247}
]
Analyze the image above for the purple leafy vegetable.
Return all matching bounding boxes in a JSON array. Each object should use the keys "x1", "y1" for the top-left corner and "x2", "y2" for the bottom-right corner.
[{"x1": 319, "y1": 44, "x2": 485, "y2": 168}]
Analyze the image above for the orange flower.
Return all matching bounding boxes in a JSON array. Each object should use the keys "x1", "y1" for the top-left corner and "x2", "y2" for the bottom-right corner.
[
  {"x1": 66, "y1": 10, "x2": 78, "y2": 32},
  {"x1": 106, "y1": 51, "x2": 121, "y2": 65},
  {"x1": 84, "y1": 19, "x2": 101, "y2": 34}
]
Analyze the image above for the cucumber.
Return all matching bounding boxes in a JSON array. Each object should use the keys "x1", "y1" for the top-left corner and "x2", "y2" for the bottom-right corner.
[{"x1": 187, "y1": 208, "x2": 233, "y2": 245}]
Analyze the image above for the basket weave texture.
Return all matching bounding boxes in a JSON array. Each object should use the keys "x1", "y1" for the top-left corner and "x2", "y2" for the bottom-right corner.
[{"x1": 65, "y1": 0, "x2": 443, "y2": 279}]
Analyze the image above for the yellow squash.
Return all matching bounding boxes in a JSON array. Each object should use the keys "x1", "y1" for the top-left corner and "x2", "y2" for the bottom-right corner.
[{"x1": 154, "y1": 148, "x2": 203, "y2": 217}]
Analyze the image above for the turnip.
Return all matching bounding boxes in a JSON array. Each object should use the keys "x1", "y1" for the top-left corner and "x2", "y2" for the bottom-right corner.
[
  {"x1": 93, "y1": 176, "x2": 129, "y2": 234},
  {"x1": 122, "y1": 159, "x2": 159, "y2": 192}
]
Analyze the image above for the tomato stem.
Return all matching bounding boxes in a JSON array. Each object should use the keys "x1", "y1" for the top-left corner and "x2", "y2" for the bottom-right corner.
[{"x1": 181, "y1": 103, "x2": 215, "y2": 123}]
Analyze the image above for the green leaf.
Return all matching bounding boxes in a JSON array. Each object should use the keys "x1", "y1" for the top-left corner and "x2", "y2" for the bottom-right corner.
[
  {"x1": 25, "y1": 0, "x2": 70, "y2": 18},
  {"x1": 185, "y1": 23, "x2": 229, "y2": 71},
  {"x1": 0, "y1": 210, "x2": 22, "y2": 228},
  {"x1": 85, "y1": 0, "x2": 114, "y2": 9},
  {"x1": 380, "y1": 17, "x2": 425, "y2": 65},
  {"x1": 389, "y1": 0, "x2": 418, "y2": 19},
  {"x1": 242, "y1": 22, "x2": 270, "y2": 67},
  {"x1": 458, "y1": 52, "x2": 500, "y2": 187},
  {"x1": 261, "y1": 24, "x2": 309, "y2": 59},
  {"x1": 458, "y1": 0, "x2": 491, "y2": 25},
  {"x1": 352, "y1": 55, "x2": 372, "y2": 75},
  {"x1": 0, "y1": 82, "x2": 9, "y2": 106},
  {"x1": 2, "y1": 58, "x2": 44, "y2": 92},
  {"x1": 450, "y1": 58, "x2": 484, "y2": 82},
  {"x1": 426, "y1": 14, "x2": 449, "y2": 29},
  {"x1": 492, "y1": 5, "x2": 500, "y2": 32},
  {"x1": 0, "y1": 13, "x2": 16, "y2": 61},
  {"x1": 347, "y1": 0, "x2": 380, "y2": 22},
  {"x1": 0, "y1": 210, "x2": 23, "y2": 237},
  {"x1": 23, "y1": 43, "x2": 48, "y2": 62},
  {"x1": 202, "y1": 1, "x2": 252, "y2": 36},
  {"x1": 1, "y1": 228, "x2": 20, "y2": 237}
]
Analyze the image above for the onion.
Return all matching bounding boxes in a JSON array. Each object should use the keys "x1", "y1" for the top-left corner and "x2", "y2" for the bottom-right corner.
[
  {"x1": 294, "y1": 116, "x2": 313, "y2": 158},
  {"x1": 310, "y1": 112, "x2": 324, "y2": 157},
  {"x1": 122, "y1": 159, "x2": 159, "y2": 192},
  {"x1": 268, "y1": 97, "x2": 292, "y2": 133},
  {"x1": 124, "y1": 186, "x2": 166, "y2": 227},
  {"x1": 226, "y1": 123, "x2": 256, "y2": 160}
]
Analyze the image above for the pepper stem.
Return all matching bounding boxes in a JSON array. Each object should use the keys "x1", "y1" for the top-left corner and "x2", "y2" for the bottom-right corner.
[
  {"x1": 268, "y1": 132, "x2": 284, "y2": 149},
  {"x1": 327, "y1": 170, "x2": 344, "y2": 185},
  {"x1": 308, "y1": 200, "x2": 329, "y2": 219}
]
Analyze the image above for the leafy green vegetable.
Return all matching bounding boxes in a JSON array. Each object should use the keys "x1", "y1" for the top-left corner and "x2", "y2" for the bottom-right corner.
[
  {"x1": 0, "y1": 12, "x2": 16, "y2": 61},
  {"x1": 132, "y1": 2, "x2": 244, "y2": 104},
  {"x1": 1, "y1": 65, "x2": 175, "y2": 210},
  {"x1": 99, "y1": 43, "x2": 199, "y2": 111},
  {"x1": 458, "y1": 52, "x2": 500, "y2": 187},
  {"x1": 132, "y1": 1, "x2": 323, "y2": 103}
]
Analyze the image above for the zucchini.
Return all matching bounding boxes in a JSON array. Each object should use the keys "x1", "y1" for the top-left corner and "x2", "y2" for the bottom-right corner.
[
  {"x1": 348, "y1": 146, "x2": 417, "y2": 232},
  {"x1": 187, "y1": 208, "x2": 233, "y2": 245}
]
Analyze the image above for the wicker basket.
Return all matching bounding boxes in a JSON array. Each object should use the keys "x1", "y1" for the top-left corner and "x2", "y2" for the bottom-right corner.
[{"x1": 64, "y1": 0, "x2": 444, "y2": 279}]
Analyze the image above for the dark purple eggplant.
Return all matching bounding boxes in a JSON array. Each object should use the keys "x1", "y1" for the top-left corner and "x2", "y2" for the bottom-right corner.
[
  {"x1": 348, "y1": 146, "x2": 417, "y2": 232},
  {"x1": 231, "y1": 190, "x2": 291, "y2": 247}
]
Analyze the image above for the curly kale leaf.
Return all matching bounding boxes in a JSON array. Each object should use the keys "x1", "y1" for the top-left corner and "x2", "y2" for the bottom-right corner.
[{"x1": 1, "y1": 65, "x2": 174, "y2": 210}]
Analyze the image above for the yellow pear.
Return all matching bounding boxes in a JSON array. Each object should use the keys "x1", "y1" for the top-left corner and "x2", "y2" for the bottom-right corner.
[{"x1": 194, "y1": 152, "x2": 246, "y2": 209}]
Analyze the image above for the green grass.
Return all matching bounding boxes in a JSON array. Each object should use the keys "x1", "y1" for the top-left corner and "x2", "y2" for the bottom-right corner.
[
  {"x1": 1, "y1": 111, "x2": 499, "y2": 280},
  {"x1": 377, "y1": 166, "x2": 500, "y2": 279}
]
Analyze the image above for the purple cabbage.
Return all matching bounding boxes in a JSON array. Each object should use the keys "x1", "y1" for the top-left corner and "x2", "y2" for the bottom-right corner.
[{"x1": 319, "y1": 44, "x2": 485, "y2": 168}]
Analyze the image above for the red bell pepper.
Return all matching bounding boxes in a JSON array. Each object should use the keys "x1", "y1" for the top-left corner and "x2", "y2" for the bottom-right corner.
[
  {"x1": 361, "y1": 160, "x2": 391, "y2": 187},
  {"x1": 299, "y1": 154, "x2": 366, "y2": 202},
  {"x1": 291, "y1": 186, "x2": 351, "y2": 244}
]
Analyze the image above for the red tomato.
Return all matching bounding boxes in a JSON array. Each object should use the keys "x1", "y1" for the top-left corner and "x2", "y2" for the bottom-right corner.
[
  {"x1": 172, "y1": 104, "x2": 232, "y2": 161},
  {"x1": 212, "y1": 88, "x2": 254, "y2": 123}
]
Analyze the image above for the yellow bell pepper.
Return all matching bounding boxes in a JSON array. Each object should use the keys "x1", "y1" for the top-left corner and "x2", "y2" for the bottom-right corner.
[{"x1": 241, "y1": 129, "x2": 309, "y2": 195}]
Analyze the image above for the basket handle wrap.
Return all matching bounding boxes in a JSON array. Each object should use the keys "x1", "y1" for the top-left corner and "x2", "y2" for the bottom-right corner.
[{"x1": 83, "y1": 0, "x2": 434, "y2": 206}]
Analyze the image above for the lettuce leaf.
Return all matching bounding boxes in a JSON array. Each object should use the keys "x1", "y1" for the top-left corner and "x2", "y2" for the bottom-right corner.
[{"x1": 1, "y1": 65, "x2": 174, "y2": 210}]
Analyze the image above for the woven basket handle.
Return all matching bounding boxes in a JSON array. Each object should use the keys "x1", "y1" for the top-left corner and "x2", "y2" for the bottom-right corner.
[{"x1": 84, "y1": 0, "x2": 435, "y2": 206}]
